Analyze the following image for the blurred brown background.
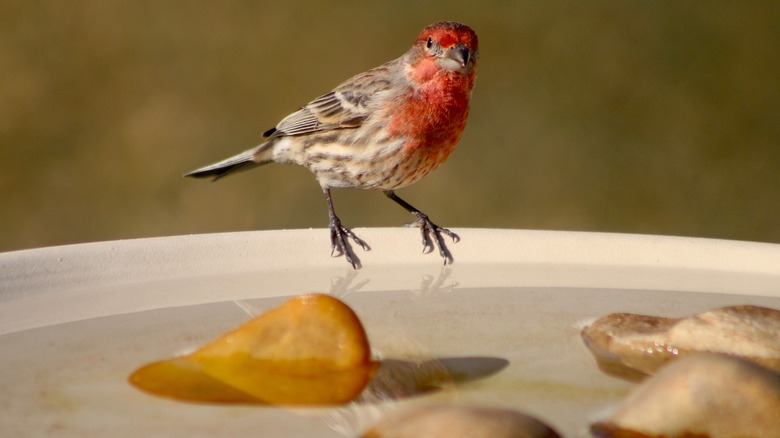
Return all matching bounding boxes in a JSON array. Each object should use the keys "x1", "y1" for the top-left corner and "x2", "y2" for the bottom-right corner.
[{"x1": 2, "y1": 1, "x2": 778, "y2": 252}]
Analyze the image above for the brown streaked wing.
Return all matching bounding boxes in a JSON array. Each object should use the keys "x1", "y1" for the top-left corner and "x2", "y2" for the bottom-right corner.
[{"x1": 265, "y1": 60, "x2": 397, "y2": 139}]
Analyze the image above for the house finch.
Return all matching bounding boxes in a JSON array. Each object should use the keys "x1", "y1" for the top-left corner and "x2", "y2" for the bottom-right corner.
[{"x1": 186, "y1": 21, "x2": 479, "y2": 269}]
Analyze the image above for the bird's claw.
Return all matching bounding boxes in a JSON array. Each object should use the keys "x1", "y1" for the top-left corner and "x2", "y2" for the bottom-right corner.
[
  {"x1": 408, "y1": 212, "x2": 459, "y2": 265},
  {"x1": 329, "y1": 219, "x2": 370, "y2": 269}
]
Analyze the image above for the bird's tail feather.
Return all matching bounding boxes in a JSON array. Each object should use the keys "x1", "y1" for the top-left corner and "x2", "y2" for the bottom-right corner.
[{"x1": 184, "y1": 142, "x2": 272, "y2": 181}]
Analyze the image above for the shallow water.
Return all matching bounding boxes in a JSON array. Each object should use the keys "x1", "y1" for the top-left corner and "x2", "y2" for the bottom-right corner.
[{"x1": 1, "y1": 286, "x2": 778, "y2": 437}]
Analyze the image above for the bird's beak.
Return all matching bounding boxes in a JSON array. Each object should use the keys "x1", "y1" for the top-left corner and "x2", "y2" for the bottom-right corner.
[{"x1": 445, "y1": 43, "x2": 472, "y2": 68}]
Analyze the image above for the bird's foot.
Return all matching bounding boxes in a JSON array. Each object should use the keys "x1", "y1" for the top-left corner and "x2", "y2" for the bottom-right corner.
[
  {"x1": 329, "y1": 218, "x2": 370, "y2": 270},
  {"x1": 407, "y1": 212, "x2": 460, "y2": 265}
]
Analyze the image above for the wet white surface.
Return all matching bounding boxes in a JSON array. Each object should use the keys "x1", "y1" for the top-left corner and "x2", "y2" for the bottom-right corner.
[{"x1": 1, "y1": 228, "x2": 779, "y2": 437}]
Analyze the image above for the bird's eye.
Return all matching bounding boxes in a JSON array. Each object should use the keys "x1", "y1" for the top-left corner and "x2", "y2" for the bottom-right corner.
[{"x1": 426, "y1": 36, "x2": 434, "y2": 49}]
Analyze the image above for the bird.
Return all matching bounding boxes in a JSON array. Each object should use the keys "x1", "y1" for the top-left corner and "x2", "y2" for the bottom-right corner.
[{"x1": 185, "y1": 21, "x2": 479, "y2": 269}]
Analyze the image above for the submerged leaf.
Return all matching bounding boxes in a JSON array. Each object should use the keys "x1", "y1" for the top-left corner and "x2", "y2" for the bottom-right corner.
[{"x1": 130, "y1": 294, "x2": 377, "y2": 405}]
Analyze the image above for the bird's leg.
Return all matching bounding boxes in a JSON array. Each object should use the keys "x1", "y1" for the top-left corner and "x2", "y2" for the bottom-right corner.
[
  {"x1": 383, "y1": 190, "x2": 460, "y2": 265},
  {"x1": 323, "y1": 187, "x2": 370, "y2": 269}
]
